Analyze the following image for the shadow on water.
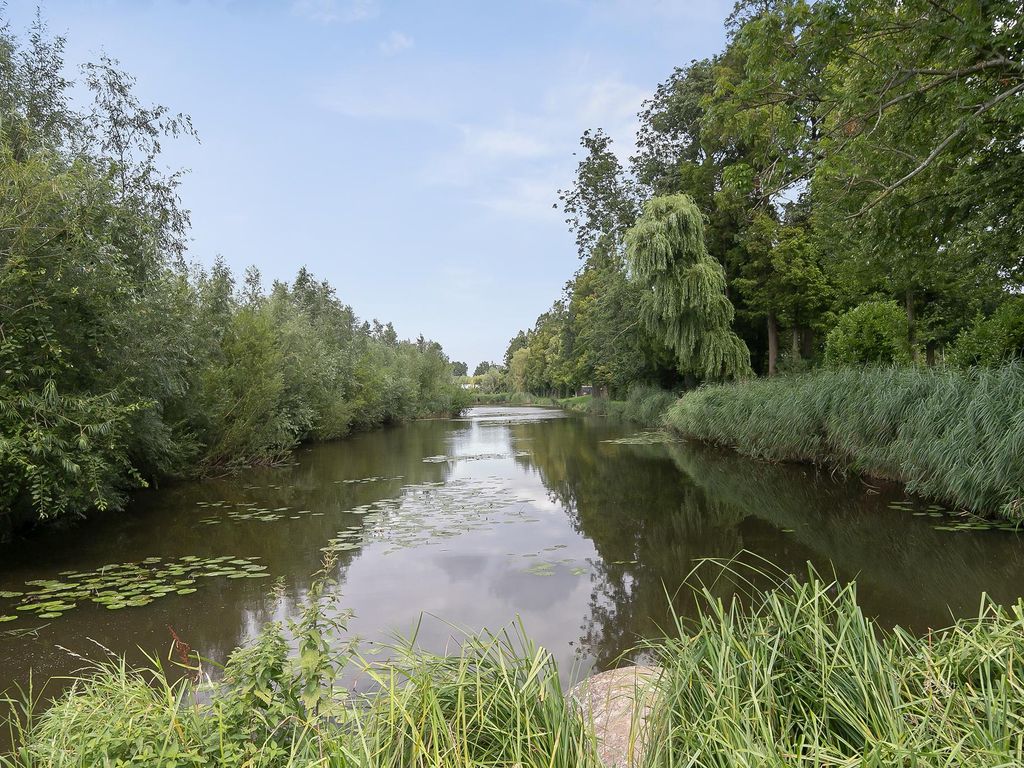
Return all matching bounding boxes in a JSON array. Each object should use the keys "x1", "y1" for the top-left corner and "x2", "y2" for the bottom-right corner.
[{"x1": 2, "y1": 405, "x2": 1023, "y2": 713}]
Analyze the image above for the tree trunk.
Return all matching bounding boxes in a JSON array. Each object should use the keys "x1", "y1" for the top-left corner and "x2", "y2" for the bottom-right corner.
[
  {"x1": 801, "y1": 328, "x2": 815, "y2": 359},
  {"x1": 906, "y1": 289, "x2": 919, "y2": 363},
  {"x1": 767, "y1": 312, "x2": 779, "y2": 377},
  {"x1": 791, "y1": 326, "x2": 801, "y2": 358}
]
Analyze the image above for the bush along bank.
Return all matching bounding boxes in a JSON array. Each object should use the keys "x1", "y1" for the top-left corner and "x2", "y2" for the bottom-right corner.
[
  {"x1": 664, "y1": 363, "x2": 1024, "y2": 520},
  {"x1": 5, "y1": 565, "x2": 1024, "y2": 766},
  {"x1": 0, "y1": 26, "x2": 469, "y2": 537}
]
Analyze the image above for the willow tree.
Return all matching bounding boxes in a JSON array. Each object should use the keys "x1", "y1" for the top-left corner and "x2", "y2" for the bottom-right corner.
[{"x1": 625, "y1": 194, "x2": 751, "y2": 381}]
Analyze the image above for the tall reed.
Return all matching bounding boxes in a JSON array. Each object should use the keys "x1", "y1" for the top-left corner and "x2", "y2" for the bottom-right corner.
[
  {"x1": 1, "y1": 626, "x2": 599, "y2": 767},
  {"x1": 641, "y1": 566, "x2": 1024, "y2": 766},
  {"x1": 663, "y1": 363, "x2": 1024, "y2": 519}
]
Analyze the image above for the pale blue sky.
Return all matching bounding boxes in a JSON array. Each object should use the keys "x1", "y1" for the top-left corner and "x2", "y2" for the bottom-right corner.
[{"x1": 10, "y1": 0, "x2": 731, "y2": 368}]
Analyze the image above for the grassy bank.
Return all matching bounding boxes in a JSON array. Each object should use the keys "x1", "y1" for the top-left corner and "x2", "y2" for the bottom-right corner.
[
  {"x1": 665, "y1": 364, "x2": 1024, "y2": 520},
  {"x1": 474, "y1": 386, "x2": 676, "y2": 429},
  {"x1": 4, "y1": 566, "x2": 1024, "y2": 766},
  {"x1": 470, "y1": 392, "x2": 558, "y2": 406}
]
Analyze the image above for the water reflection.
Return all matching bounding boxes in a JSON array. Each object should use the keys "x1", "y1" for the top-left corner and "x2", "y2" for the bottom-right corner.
[{"x1": 2, "y1": 406, "x2": 1024, "y2": 702}]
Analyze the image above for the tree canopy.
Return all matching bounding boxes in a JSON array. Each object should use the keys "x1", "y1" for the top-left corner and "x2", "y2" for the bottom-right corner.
[{"x1": 504, "y1": 0, "x2": 1023, "y2": 395}]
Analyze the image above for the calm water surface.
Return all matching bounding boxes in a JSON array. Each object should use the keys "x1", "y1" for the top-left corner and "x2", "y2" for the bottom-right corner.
[{"x1": 3, "y1": 405, "x2": 1024, "y2": 697}]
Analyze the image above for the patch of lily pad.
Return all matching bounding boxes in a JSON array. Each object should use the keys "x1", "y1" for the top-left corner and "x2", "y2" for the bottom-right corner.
[
  {"x1": 601, "y1": 431, "x2": 679, "y2": 445},
  {"x1": 886, "y1": 499, "x2": 1024, "y2": 533},
  {"x1": 0, "y1": 555, "x2": 269, "y2": 624},
  {"x1": 198, "y1": 502, "x2": 329, "y2": 525},
  {"x1": 422, "y1": 453, "x2": 512, "y2": 464},
  {"x1": 516, "y1": 550, "x2": 592, "y2": 578},
  {"x1": 931, "y1": 518, "x2": 1023, "y2": 533},
  {"x1": 333, "y1": 476, "x2": 404, "y2": 485},
  {"x1": 322, "y1": 477, "x2": 534, "y2": 557}
]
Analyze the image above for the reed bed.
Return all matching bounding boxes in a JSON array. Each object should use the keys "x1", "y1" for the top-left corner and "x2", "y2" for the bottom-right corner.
[
  {"x1": 562, "y1": 385, "x2": 677, "y2": 427},
  {"x1": 641, "y1": 568, "x2": 1024, "y2": 767},
  {"x1": 663, "y1": 364, "x2": 1024, "y2": 519},
  {"x1": 358, "y1": 626, "x2": 600, "y2": 768},
  {"x1": 1, "y1": 627, "x2": 599, "y2": 768}
]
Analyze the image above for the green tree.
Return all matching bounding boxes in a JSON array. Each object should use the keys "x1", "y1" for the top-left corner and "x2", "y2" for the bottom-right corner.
[
  {"x1": 734, "y1": 212, "x2": 830, "y2": 375},
  {"x1": 473, "y1": 361, "x2": 498, "y2": 377},
  {"x1": 625, "y1": 195, "x2": 752, "y2": 381},
  {"x1": 503, "y1": 331, "x2": 528, "y2": 368},
  {"x1": 568, "y1": 260, "x2": 663, "y2": 395},
  {"x1": 509, "y1": 348, "x2": 530, "y2": 393},
  {"x1": 947, "y1": 298, "x2": 1024, "y2": 368},
  {"x1": 824, "y1": 301, "x2": 912, "y2": 366},
  {"x1": 558, "y1": 129, "x2": 639, "y2": 262}
]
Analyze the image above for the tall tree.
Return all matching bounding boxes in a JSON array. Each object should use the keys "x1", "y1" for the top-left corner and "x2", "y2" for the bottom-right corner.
[
  {"x1": 625, "y1": 195, "x2": 752, "y2": 381},
  {"x1": 558, "y1": 129, "x2": 640, "y2": 262}
]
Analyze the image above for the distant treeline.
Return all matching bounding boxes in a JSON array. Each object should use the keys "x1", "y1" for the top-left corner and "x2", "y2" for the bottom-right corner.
[
  {"x1": 500, "y1": 0, "x2": 1023, "y2": 397},
  {"x1": 0, "y1": 19, "x2": 465, "y2": 531}
]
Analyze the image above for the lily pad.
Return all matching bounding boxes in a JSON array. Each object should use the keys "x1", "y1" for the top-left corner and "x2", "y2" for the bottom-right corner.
[{"x1": 0, "y1": 554, "x2": 268, "y2": 624}]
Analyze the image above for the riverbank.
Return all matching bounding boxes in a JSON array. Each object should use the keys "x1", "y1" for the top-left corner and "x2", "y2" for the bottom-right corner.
[
  {"x1": 0, "y1": 398, "x2": 469, "y2": 544},
  {"x1": 5, "y1": 567, "x2": 1023, "y2": 766},
  {"x1": 664, "y1": 364, "x2": 1024, "y2": 521},
  {"x1": 474, "y1": 386, "x2": 676, "y2": 428}
]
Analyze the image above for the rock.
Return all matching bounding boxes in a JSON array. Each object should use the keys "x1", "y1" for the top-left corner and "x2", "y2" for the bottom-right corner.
[{"x1": 567, "y1": 665, "x2": 661, "y2": 767}]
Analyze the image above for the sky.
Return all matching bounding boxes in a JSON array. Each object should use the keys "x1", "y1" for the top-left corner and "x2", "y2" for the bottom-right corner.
[{"x1": 8, "y1": 0, "x2": 732, "y2": 369}]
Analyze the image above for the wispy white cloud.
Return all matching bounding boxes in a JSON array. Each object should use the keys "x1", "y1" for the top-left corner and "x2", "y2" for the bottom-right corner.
[
  {"x1": 462, "y1": 127, "x2": 550, "y2": 160},
  {"x1": 291, "y1": 0, "x2": 377, "y2": 25},
  {"x1": 476, "y1": 174, "x2": 564, "y2": 222},
  {"x1": 379, "y1": 30, "x2": 414, "y2": 56},
  {"x1": 424, "y1": 72, "x2": 648, "y2": 220},
  {"x1": 312, "y1": 34, "x2": 650, "y2": 222}
]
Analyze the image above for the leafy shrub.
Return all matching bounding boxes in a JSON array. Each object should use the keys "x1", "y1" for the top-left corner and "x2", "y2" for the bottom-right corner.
[
  {"x1": 824, "y1": 300, "x2": 911, "y2": 365},
  {"x1": 948, "y1": 296, "x2": 1024, "y2": 368}
]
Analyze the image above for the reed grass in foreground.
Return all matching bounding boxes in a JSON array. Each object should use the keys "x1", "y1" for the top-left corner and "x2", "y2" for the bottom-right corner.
[
  {"x1": 664, "y1": 363, "x2": 1024, "y2": 519},
  {"x1": 1, "y1": 626, "x2": 598, "y2": 767},
  {"x1": 4, "y1": 567, "x2": 1024, "y2": 766},
  {"x1": 643, "y1": 568, "x2": 1024, "y2": 767}
]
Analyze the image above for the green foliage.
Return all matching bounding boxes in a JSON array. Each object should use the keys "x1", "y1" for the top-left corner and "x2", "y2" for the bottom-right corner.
[
  {"x1": 361, "y1": 625, "x2": 599, "y2": 767},
  {"x1": 0, "y1": 19, "x2": 465, "y2": 530},
  {"x1": 664, "y1": 364, "x2": 1024, "y2": 519},
  {"x1": 617, "y1": 385, "x2": 677, "y2": 427},
  {"x1": 521, "y1": 0, "x2": 1023, "y2": 388},
  {"x1": 569, "y1": 262, "x2": 663, "y2": 395},
  {"x1": 557, "y1": 128, "x2": 638, "y2": 261},
  {"x1": 2, "y1": 609, "x2": 598, "y2": 767},
  {"x1": 948, "y1": 297, "x2": 1024, "y2": 368},
  {"x1": 625, "y1": 194, "x2": 751, "y2": 381},
  {"x1": 643, "y1": 566, "x2": 1024, "y2": 767},
  {"x1": 561, "y1": 386, "x2": 677, "y2": 428},
  {"x1": 824, "y1": 301, "x2": 912, "y2": 366},
  {"x1": 9, "y1": 568, "x2": 1024, "y2": 766}
]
